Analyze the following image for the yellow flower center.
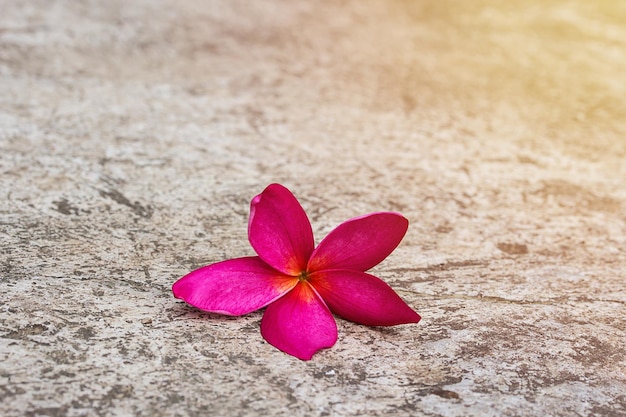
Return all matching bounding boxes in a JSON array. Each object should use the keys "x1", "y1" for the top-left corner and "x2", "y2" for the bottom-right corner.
[{"x1": 298, "y1": 271, "x2": 310, "y2": 282}]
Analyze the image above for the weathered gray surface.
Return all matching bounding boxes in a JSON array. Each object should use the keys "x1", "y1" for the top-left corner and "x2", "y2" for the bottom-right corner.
[{"x1": 1, "y1": 0, "x2": 625, "y2": 416}]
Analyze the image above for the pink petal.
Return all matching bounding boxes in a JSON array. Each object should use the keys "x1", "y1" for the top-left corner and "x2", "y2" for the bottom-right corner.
[
  {"x1": 248, "y1": 183, "x2": 314, "y2": 276},
  {"x1": 309, "y1": 269, "x2": 421, "y2": 326},
  {"x1": 260, "y1": 282, "x2": 337, "y2": 360},
  {"x1": 307, "y1": 212, "x2": 409, "y2": 272},
  {"x1": 172, "y1": 256, "x2": 297, "y2": 315}
]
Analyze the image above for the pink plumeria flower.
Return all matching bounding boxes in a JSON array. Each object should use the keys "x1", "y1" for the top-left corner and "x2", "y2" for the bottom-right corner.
[{"x1": 173, "y1": 183, "x2": 420, "y2": 360}]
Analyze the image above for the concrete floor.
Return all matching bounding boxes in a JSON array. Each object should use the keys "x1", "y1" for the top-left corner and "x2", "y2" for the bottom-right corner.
[{"x1": 1, "y1": 0, "x2": 625, "y2": 416}]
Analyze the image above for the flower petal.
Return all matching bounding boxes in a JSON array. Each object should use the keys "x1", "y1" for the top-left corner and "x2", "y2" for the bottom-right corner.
[
  {"x1": 248, "y1": 183, "x2": 314, "y2": 275},
  {"x1": 309, "y1": 269, "x2": 421, "y2": 326},
  {"x1": 172, "y1": 256, "x2": 297, "y2": 315},
  {"x1": 260, "y1": 282, "x2": 337, "y2": 360},
  {"x1": 307, "y1": 212, "x2": 409, "y2": 272}
]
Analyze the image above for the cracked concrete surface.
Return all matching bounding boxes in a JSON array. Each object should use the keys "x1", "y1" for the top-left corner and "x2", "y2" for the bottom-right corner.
[{"x1": 1, "y1": 0, "x2": 625, "y2": 416}]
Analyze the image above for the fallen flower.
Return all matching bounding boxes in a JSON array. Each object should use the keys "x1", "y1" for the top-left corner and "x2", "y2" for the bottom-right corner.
[{"x1": 172, "y1": 183, "x2": 420, "y2": 360}]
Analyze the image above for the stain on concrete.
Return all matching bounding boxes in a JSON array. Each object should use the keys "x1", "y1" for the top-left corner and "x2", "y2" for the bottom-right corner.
[
  {"x1": 497, "y1": 242, "x2": 529, "y2": 255},
  {"x1": 99, "y1": 189, "x2": 153, "y2": 218}
]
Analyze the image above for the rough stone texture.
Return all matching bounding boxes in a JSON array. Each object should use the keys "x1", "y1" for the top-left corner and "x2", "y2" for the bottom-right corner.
[{"x1": 1, "y1": 0, "x2": 625, "y2": 416}]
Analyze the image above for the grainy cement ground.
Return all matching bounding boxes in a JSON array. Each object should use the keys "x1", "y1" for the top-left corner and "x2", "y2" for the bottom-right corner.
[{"x1": 1, "y1": 1, "x2": 626, "y2": 416}]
